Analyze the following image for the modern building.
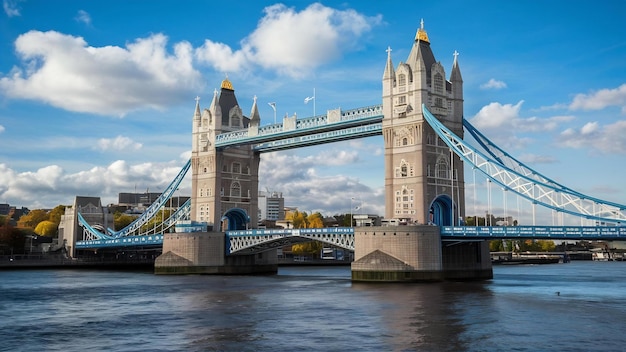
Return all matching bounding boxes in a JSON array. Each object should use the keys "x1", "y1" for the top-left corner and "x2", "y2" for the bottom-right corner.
[{"x1": 258, "y1": 191, "x2": 285, "y2": 223}]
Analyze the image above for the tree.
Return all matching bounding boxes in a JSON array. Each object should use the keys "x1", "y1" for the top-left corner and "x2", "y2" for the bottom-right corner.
[
  {"x1": 114, "y1": 212, "x2": 136, "y2": 231},
  {"x1": 0, "y1": 223, "x2": 26, "y2": 254},
  {"x1": 306, "y1": 212, "x2": 324, "y2": 228},
  {"x1": 48, "y1": 205, "x2": 67, "y2": 225},
  {"x1": 34, "y1": 220, "x2": 57, "y2": 237},
  {"x1": 17, "y1": 209, "x2": 48, "y2": 229},
  {"x1": 292, "y1": 241, "x2": 324, "y2": 256}
]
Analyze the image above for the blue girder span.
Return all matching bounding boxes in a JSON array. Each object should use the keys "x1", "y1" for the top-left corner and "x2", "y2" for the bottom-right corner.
[
  {"x1": 422, "y1": 104, "x2": 626, "y2": 223},
  {"x1": 77, "y1": 159, "x2": 191, "y2": 240}
]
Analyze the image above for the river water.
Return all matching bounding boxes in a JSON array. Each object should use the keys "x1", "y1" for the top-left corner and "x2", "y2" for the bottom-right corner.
[{"x1": 1, "y1": 261, "x2": 625, "y2": 352}]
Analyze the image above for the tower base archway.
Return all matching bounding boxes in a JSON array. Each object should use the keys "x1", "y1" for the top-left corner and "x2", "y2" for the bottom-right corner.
[
  {"x1": 429, "y1": 195, "x2": 457, "y2": 226},
  {"x1": 221, "y1": 208, "x2": 250, "y2": 231}
]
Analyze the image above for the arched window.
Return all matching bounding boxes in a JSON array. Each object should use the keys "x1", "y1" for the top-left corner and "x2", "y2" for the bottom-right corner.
[
  {"x1": 401, "y1": 164, "x2": 408, "y2": 177},
  {"x1": 434, "y1": 73, "x2": 444, "y2": 94},
  {"x1": 436, "y1": 155, "x2": 449, "y2": 179},
  {"x1": 230, "y1": 181, "x2": 241, "y2": 197},
  {"x1": 398, "y1": 74, "x2": 406, "y2": 86}
]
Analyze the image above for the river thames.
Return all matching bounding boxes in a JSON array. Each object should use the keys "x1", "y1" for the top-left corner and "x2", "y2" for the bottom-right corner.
[{"x1": 1, "y1": 261, "x2": 625, "y2": 351}]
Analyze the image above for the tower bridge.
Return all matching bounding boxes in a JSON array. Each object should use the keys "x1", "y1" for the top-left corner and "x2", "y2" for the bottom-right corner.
[{"x1": 62, "y1": 22, "x2": 626, "y2": 281}]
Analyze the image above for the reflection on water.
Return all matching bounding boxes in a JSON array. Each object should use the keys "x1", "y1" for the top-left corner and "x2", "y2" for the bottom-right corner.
[{"x1": 0, "y1": 262, "x2": 625, "y2": 351}]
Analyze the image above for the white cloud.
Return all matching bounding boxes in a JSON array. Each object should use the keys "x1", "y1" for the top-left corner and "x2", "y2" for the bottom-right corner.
[
  {"x1": 569, "y1": 83, "x2": 626, "y2": 112},
  {"x1": 75, "y1": 10, "x2": 92, "y2": 26},
  {"x1": 558, "y1": 120, "x2": 626, "y2": 154},
  {"x1": 96, "y1": 136, "x2": 142, "y2": 152},
  {"x1": 480, "y1": 78, "x2": 507, "y2": 90},
  {"x1": 471, "y1": 101, "x2": 524, "y2": 129},
  {"x1": 259, "y1": 152, "x2": 383, "y2": 215},
  {"x1": 3, "y1": 0, "x2": 21, "y2": 17},
  {"x1": 0, "y1": 124, "x2": 5, "y2": 133},
  {"x1": 195, "y1": 3, "x2": 382, "y2": 78},
  {"x1": 0, "y1": 30, "x2": 204, "y2": 116},
  {"x1": 0, "y1": 160, "x2": 188, "y2": 208}
]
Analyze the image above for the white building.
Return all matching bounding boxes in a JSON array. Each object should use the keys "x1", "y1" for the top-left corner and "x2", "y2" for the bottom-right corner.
[{"x1": 258, "y1": 191, "x2": 285, "y2": 222}]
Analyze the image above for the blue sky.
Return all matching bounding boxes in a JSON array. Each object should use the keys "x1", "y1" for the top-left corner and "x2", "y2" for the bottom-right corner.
[{"x1": 0, "y1": 0, "x2": 625, "y2": 223}]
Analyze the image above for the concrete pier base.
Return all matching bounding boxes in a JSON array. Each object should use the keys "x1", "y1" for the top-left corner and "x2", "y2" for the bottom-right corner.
[
  {"x1": 154, "y1": 232, "x2": 277, "y2": 275},
  {"x1": 351, "y1": 226, "x2": 444, "y2": 282},
  {"x1": 351, "y1": 226, "x2": 492, "y2": 282}
]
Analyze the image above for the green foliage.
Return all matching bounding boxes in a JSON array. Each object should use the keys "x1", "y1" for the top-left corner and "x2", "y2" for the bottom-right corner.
[
  {"x1": 34, "y1": 220, "x2": 57, "y2": 237},
  {"x1": 114, "y1": 212, "x2": 137, "y2": 231},
  {"x1": 0, "y1": 223, "x2": 27, "y2": 254}
]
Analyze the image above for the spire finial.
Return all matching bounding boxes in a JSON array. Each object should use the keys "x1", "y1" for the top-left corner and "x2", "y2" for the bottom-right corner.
[
  {"x1": 415, "y1": 19, "x2": 430, "y2": 43},
  {"x1": 453, "y1": 50, "x2": 459, "y2": 63}
]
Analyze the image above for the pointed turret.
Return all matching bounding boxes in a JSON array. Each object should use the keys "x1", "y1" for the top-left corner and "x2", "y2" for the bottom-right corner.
[
  {"x1": 208, "y1": 88, "x2": 222, "y2": 131},
  {"x1": 383, "y1": 46, "x2": 395, "y2": 80},
  {"x1": 450, "y1": 50, "x2": 464, "y2": 124},
  {"x1": 406, "y1": 19, "x2": 436, "y2": 82},
  {"x1": 248, "y1": 95, "x2": 261, "y2": 136}
]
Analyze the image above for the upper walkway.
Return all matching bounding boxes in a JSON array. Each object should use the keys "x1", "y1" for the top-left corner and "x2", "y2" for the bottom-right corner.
[{"x1": 215, "y1": 105, "x2": 383, "y2": 152}]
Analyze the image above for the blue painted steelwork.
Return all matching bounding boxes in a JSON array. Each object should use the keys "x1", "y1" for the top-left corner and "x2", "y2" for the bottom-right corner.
[
  {"x1": 441, "y1": 226, "x2": 626, "y2": 240},
  {"x1": 226, "y1": 227, "x2": 354, "y2": 254},
  {"x1": 215, "y1": 105, "x2": 383, "y2": 151},
  {"x1": 78, "y1": 159, "x2": 192, "y2": 240},
  {"x1": 422, "y1": 104, "x2": 626, "y2": 223},
  {"x1": 76, "y1": 234, "x2": 164, "y2": 249}
]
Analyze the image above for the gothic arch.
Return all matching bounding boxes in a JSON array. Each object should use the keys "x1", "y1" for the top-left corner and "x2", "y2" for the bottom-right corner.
[
  {"x1": 221, "y1": 208, "x2": 250, "y2": 231},
  {"x1": 429, "y1": 194, "x2": 456, "y2": 226}
]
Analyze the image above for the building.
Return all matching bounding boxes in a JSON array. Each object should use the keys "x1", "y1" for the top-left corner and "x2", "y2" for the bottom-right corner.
[
  {"x1": 382, "y1": 20, "x2": 465, "y2": 226},
  {"x1": 118, "y1": 192, "x2": 162, "y2": 208},
  {"x1": 58, "y1": 196, "x2": 113, "y2": 257},
  {"x1": 258, "y1": 191, "x2": 285, "y2": 223},
  {"x1": 191, "y1": 78, "x2": 260, "y2": 231}
]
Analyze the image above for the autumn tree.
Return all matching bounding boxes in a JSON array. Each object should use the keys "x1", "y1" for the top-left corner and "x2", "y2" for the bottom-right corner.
[
  {"x1": 292, "y1": 241, "x2": 324, "y2": 256},
  {"x1": 17, "y1": 209, "x2": 48, "y2": 229},
  {"x1": 306, "y1": 212, "x2": 324, "y2": 228},
  {"x1": 0, "y1": 223, "x2": 26, "y2": 254},
  {"x1": 34, "y1": 220, "x2": 57, "y2": 237},
  {"x1": 48, "y1": 205, "x2": 66, "y2": 225}
]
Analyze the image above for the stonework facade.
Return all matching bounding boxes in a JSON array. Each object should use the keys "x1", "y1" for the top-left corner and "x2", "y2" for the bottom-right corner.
[
  {"x1": 191, "y1": 79, "x2": 260, "y2": 231},
  {"x1": 382, "y1": 22, "x2": 465, "y2": 226}
]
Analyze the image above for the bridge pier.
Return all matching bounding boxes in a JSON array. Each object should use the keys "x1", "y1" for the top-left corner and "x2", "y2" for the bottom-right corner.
[
  {"x1": 351, "y1": 226, "x2": 492, "y2": 282},
  {"x1": 154, "y1": 232, "x2": 277, "y2": 275}
]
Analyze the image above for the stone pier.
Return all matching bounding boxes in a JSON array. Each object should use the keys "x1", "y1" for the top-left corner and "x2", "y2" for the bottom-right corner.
[
  {"x1": 351, "y1": 225, "x2": 492, "y2": 282},
  {"x1": 154, "y1": 232, "x2": 277, "y2": 275}
]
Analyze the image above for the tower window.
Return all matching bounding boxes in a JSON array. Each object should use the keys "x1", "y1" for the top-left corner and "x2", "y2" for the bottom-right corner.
[
  {"x1": 232, "y1": 162, "x2": 241, "y2": 174},
  {"x1": 434, "y1": 73, "x2": 444, "y2": 94},
  {"x1": 398, "y1": 74, "x2": 406, "y2": 86},
  {"x1": 230, "y1": 181, "x2": 241, "y2": 197}
]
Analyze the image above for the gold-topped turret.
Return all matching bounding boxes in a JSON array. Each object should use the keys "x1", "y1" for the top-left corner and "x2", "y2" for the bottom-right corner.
[
  {"x1": 415, "y1": 18, "x2": 430, "y2": 43},
  {"x1": 221, "y1": 76, "x2": 234, "y2": 90}
]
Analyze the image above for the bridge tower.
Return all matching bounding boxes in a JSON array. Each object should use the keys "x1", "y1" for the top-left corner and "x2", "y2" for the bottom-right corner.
[
  {"x1": 352, "y1": 22, "x2": 491, "y2": 282},
  {"x1": 191, "y1": 78, "x2": 260, "y2": 231},
  {"x1": 382, "y1": 20, "x2": 465, "y2": 226}
]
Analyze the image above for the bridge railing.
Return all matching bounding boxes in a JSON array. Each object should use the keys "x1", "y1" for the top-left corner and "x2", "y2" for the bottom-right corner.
[{"x1": 442, "y1": 225, "x2": 626, "y2": 240}]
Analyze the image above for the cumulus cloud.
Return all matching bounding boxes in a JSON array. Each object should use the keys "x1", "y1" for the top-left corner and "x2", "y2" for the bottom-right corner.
[
  {"x1": 0, "y1": 30, "x2": 204, "y2": 116},
  {"x1": 3, "y1": 0, "x2": 21, "y2": 17},
  {"x1": 96, "y1": 136, "x2": 142, "y2": 152},
  {"x1": 259, "y1": 151, "x2": 383, "y2": 215},
  {"x1": 569, "y1": 83, "x2": 626, "y2": 113},
  {"x1": 0, "y1": 124, "x2": 4, "y2": 133},
  {"x1": 0, "y1": 160, "x2": 189, "y2": 208},
  {"x1": 558, "y1": 120, "x2": 626, "y2": 154},
  {"x1": 480, "y1": 78, "x2": 507, "y2": 90},
  {"x1": 471, "y1": 101, "x2": 524, "y2": 129},
  {"x1": 195, "y1": 3, "x2": 382, "y2": 78},
  {"x1": 75, "y1": 10, "x2": 91, "y2": 26}
]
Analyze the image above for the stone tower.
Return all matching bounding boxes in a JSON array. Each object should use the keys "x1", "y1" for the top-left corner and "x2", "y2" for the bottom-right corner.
[
  {"x1": 382, "y1": 20, "x2": 465, "y2": 226},
  {"x1": 191, "y1": 78, "x2": 260, "y2": 231}
]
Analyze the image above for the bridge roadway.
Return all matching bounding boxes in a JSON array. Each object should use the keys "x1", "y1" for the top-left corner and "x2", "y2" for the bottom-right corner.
[{"x1": 75, "y1": 225, "x2": 626, "y2": 252}]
